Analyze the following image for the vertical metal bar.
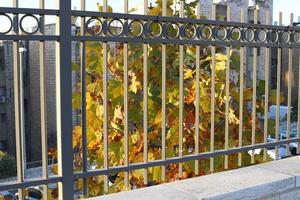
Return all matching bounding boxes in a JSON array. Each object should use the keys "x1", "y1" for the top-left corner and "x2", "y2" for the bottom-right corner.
[
  {"x1": 224, "y1": 6, "x2": 231, "y2": 170},
  {"x1": 12, "y1": 0, "x2": 25, "y2": 199},
  {"x1": 161, "y1": 0, "x2": 167, "y2": 182},
  {"x1": 56, "y1": 0, "x2": 74, "y2": 199},
  {"x1": 124, "y1": 0, "x2": 130, "y2": 191},
  {"x1": 286, "y1": 13, "x2": 293, "y2": 157},
  {"x1": 251, "y1": 8, "x2": 258, "y2": 164},
  {"x1": 263, "y1": 10, "x2": 270, "y2": 161},
  {"x1": 179, "y1": 0, "x2": 184, "y2": 178},
  {"x1": 298, "y1": 47, "x2": 300, "y2": 155},
  {"x1": 143, "y1": 0, "x2": 149, "y2": 186},
  {"x1": 298, "y1": 57, "x2": 300, "y2": 155},
  {"x1": 102, "y1": 0, "x2": 109, "y2": 193},
  {"x1": 275, "y1": 12, "x2": 282, "y2": 159},
  {"x1": 195, "y1": 0, "x2": 200, "y2": 176},
  {"x1": 80, "y1": 0, "x2": 88, "y2": 196},
  {"x1": 210, "y1": 4, "x2": 216, "y2": 173},
  {"x1": 19, "y1": 48, "x2": 26, "y2": 181},
  {"x1": 39, "y1": 0, "x2": 49, "y2": 199},
  {"x1": 238, "y1": 8, "x2": 245, "y2": 167}
]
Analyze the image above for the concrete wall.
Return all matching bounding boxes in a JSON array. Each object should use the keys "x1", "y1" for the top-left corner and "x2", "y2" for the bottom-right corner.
[{"x1": 90, "y1": 156, "x2": 300, "y2": 200}]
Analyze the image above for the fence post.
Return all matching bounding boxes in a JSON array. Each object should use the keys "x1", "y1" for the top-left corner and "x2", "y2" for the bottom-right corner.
[{"x1": 56, "y1": 0, "x2": 74, "y2": 199}]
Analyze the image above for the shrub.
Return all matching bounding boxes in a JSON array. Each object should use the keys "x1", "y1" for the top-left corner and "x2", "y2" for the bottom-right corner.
[{"x1": 0, "y1": 151, "x2": 17, "y2": 179}]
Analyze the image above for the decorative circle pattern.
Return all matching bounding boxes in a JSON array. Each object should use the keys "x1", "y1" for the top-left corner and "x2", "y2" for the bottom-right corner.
[
  {"x1": 229, "y1": 27, "x2": 242, "y2": 41},
  {"x1": 148, "y1": 21, "x2": 162, "y2": 38},
  {"x1": 20, "y1": 14, "x2": 40, "y2": 35},
  {"x1": 183, "y1": 23, "x2": 196, "y2": 39},
  {"x1": 87, "y1": 17, "x2": 300, "y2": 43},
  {"x1": 0, "y1": 13, "x2": 300, "y2": 45},
  {"x1": 199, "y1": 25, "x2": 213, "y2": 40},
  {"x1": 108, "y1": 18, "x2": 124, "y2": 36},
  {"x1": 292, "y1": 31, "x2": 300, "y2": 43},
  {"x1": 214, "y1": 26, "x2": 227, "y2": 41},
  {"x1": 85, "y1": 17, "x2": 103, "y2": 36},
  {"x1": 128, "y1": 20, "x2": 144, "y2": 37},
  {"x1": 0, "y1": 14, "x2": 13, "y2": 34},
  {"x1": 81, "y1": 17, "x2": 300, "y2": 46},
  {"x1": 256, "y1": 29, "x2": 267, "y2": 43},
  {"x1": 166, "y1": 22, "x2": 180, "y2": 39},
  {"x1": 2, "y1": 12, "x2": 299, "y2": 46}
]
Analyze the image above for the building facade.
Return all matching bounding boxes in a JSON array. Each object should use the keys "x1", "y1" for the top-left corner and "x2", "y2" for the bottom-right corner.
[{"x1": 0, "y1": 24, "x2": 80, "y2": 162}]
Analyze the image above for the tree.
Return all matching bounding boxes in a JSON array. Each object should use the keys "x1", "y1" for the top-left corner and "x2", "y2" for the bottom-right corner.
[{"x1": 71, "y1": 0, "x2": 275, "y2": 197}]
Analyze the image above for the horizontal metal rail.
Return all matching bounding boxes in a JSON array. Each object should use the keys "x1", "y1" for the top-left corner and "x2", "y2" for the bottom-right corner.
[
  {"x1": 74, "y1": 138, "x2": 300, "y2": 179},
  {"x1": 1, "y1": 138, "x2": 298, "y2": 192},
  {"x1": 0, "y1": 176, "x2": 62, "y2": 192},
  {"x1": 0, "y1": 35, "x2": 59, "y2": 41},
  {"x1": 71, "y1": 36, "x2": 300, "y2": 48},
  {"x1": 1, "y1": 34, "x2": 300, "y2": 48},
  {"x1": 0, "y1": 7, "x2": 59, "y2": 15}
]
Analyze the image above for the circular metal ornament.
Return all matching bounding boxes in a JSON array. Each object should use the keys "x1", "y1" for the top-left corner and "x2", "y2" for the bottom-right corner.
[
  {"x1": 229, "y1": 27, "x2": 242, "y2": 41},
  {"x1": 85, "y1": 17, "x2": 103, "y2": 36},
  {"x1": 214, "y1": 26, "x2": 227, "y2": 41},
  {"x1": 280, "y1": 30, "x2": 290, "y2": 44},
  {"x1": 256, "y1": 28, "x2": 267, "y2": 43},
  {"x1": 166, "y1": 22, "x2": 180, "y2": 39},
  {"x1": 199, "y1": 25, "x2": 212, "y2": 40},
  {"x1": 148, "y1": 21, "x2": 162, "y2": 38},
  {"x1": 0, "y1": 14, "x2": 13, "y2": 35},
  {"x1": 183, "y1": 23, "x2": 197, "y2": 39},
  {"x1": 291, "y1": 31, "x2": 300, "y2": 43},
  {"x1": 108, "y1": 18, "x2": 124, "y2": 36},
  {"x1": 243, "y1": 28, "x2": 255, "y2": 42},
  {"x1": 20, "y1": 14, "x2": 39, "y2": 35},
  {"x1": 128, "y1": 20, "x2": 144, "y2": 37},
  {"x1": 267, "y1": 29, "x2": 279, "y2": 43}
]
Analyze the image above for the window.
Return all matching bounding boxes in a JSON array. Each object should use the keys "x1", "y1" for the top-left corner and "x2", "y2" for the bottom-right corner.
[
  {"x1": 0, "y1": 140, "x2": 7, "y2": 151},
  {"x1": 0, "y1": 57, "x2": 4, "y2": 70},
  {"x1": 216, "y1": 4, "x2": 227, "y2": 21},
  {"x1": 1, "y1": 113, "x2": 6, "y2": 123},
  {"x1": 0, "y1": 87, "x2": 5, "y2": 96}
]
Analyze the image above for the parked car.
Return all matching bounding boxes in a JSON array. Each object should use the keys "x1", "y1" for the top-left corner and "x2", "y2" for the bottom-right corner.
[
  {"x1": 14, "y1": 187, "x2": 43, "y2": 200},
  {"x1": 279, "y1": 130, "x2": 298, "y2": 155},
  {"x1": 0, "y1": 191, "x2": 17, "y2": 200},
  {"x1": 268, "y1": 132, "x2": 298, "y2": 156}
]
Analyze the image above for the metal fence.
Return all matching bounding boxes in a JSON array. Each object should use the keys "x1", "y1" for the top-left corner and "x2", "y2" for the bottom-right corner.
[{"x1": 0, "y1": 0, "x2": 300, "y2": 199}]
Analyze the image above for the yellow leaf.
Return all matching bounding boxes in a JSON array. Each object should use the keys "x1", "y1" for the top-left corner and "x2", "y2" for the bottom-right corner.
[
  {"x1": 72, "y1": 126, "x2": 82, "y2": 148},
  {"x1": 96, "y1": 104, "x2": 104, "y2": 119},
  {"x1": 129, "y1": 70, "x2": 141, "y2": 93},
  {"x1": 215, "y1": 53, "x2": 227, "y2": 61},
  {"x1": 184, "y1": 68, "x2": 194, "y2": 79},
  {"x1": 86, "y1": 93, "x2": 93, "y2": 110},
  {"x1": 229, "y1": 108, "x2": 240, "y2": 125},
  {"x1": 154, "y1": 111, "x2": 162, "y2": 125},
  {"x1": 113, "y1": 105, "x2": 123, "y2": 121},
  {"x1": 215, "y1": 61, "x2": 226, "y2": 71}
]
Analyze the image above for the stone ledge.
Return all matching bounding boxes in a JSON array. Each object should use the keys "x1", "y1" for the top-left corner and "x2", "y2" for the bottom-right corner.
[{"x1": 88, "y1": 156, "x2": 300, "y2": 200}]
